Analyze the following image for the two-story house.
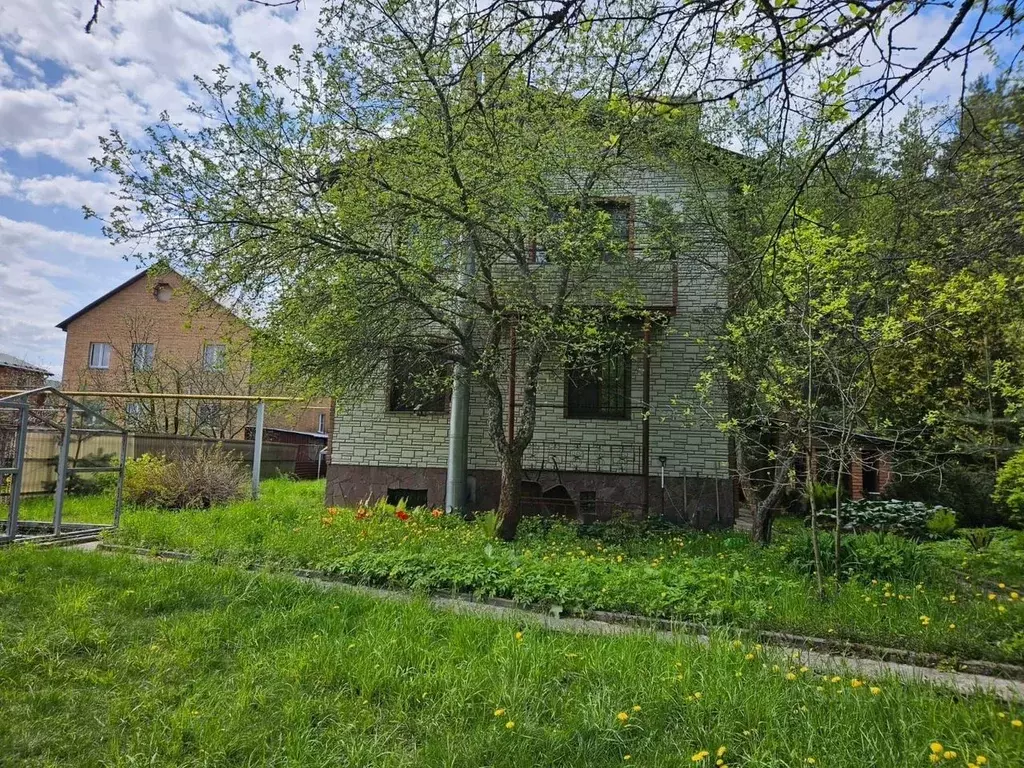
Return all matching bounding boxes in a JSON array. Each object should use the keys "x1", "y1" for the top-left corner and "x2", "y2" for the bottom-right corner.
[
  {"x1": 57, "y1": 268, "x2": 331, "y2": 439},
  {"x1": 326, "y1": 166, "x2": 735, "y2": 527}
]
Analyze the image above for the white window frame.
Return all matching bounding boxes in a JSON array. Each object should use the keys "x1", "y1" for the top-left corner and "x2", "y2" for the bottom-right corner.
[
  {"x1": 202, "y1": 343, "x2": 226, "y2": 371},
  {"x1": 318, "y1": 412, "x2": 327, "y2": 433},
  {"x1": 132, "y1": 342, "x2": 155, "y2": 371},
  {"x1": 88, "y1": 342, "x2": 111, "y2": 369}
]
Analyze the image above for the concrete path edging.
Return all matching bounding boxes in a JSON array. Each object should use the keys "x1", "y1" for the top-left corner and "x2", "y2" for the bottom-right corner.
[{"x1": 85, "y1": 542, "x2": 1024, "y2": 702}]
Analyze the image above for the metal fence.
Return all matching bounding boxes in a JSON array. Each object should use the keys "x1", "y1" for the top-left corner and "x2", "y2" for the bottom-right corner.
[{"x1": 11, "y1": 431, "x2": 298, "y2": 496}]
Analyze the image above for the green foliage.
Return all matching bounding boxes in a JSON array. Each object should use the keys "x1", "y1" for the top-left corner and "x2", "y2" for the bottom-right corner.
[
  {"x1": 475, "y1": 511, "x2": 502, "y2": 540},
  {"x1": 961, "y1": 528, "x2": 998, "y2": 552},
  {"x1": 816, "y1": 499, "x2": 954, "y2": 538},
  {"x1": 785, "y1": 530, "x2": 933, "y2": 583},
  {"x1": 925, "y1": 509, "x2": 958, "y2": 538},
  {"x1": 886, "y1": 464, "x2": 1006, "y2": 528},
  {"x1": 44, "y1": 451, "x2": 118, "y2": 496},
  {"x1": 109, "y1": 480, "x2": 1024, "y2": 662},
  {"x1": 123, "y1": 453, "x2": 171, "y2": 507},
  {"x1": 3, "y1": 547, "x2": 1023, "y2": 767},
  {"x1": 995, "y1": 449, "x2": 1024, "y2": 528},
  {"x1": 124, "y1": 447, "x2": 247, "y2": 510}
]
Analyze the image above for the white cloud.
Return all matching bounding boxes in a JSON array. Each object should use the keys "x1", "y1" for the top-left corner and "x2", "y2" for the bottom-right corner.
[{"x1": 0, "y1": 215, "x2": 119, "y2": 261}]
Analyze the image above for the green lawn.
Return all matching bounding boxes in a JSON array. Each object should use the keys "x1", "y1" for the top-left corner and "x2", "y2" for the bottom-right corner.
[
  {"x1": 106, "y1": 479, "x2": 1024, "y2": 663},
  {"x1": 1, "y1": 547, "x2": 1022, "y2": 767},
  {"x1": 18, "y1": 493, "x2": 118, "y2": 526}
]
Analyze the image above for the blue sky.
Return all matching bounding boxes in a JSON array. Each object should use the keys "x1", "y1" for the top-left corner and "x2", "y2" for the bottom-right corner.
[
  {"x1": 0, "y1": 0, "x2": 322, "y2": 377},
  {"x1": 0, "y1": 1, "x2": 1005, "y2": 378}
]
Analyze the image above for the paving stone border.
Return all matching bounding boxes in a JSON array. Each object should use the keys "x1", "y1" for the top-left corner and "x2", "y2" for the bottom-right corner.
[{"x1": 90, "y1": 541, "x2": 1024, "y2": 701}]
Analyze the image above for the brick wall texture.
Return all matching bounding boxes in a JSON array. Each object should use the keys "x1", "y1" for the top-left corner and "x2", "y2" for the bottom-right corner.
[
  {"x1": 329, "y1": 165, "x2": 733, "y2": 521},
  {"x1": 60, "y1": 270, "x2": 330, "y2": 434}
]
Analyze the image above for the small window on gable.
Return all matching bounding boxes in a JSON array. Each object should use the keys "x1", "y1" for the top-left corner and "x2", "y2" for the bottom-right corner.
[
  {"x1": 132, "y1": 343, "x2": 155, "y2": 371},
  {"x1": 388, "y1": 346, "x2": 450, "y2": 413},
  {"x1": 88, "y1": 342, "x2": 111, "y2": 369},
  {"x1": 154, "y1": 283, "x2": 173, "y2": 302},
  {"x1": 202, "y1": 343, "x2": 226, "y2": 371}
]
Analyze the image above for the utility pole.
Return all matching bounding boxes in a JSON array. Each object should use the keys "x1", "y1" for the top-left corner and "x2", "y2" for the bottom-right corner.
[{"x1": 445, "y1": 236, "x2": 476, "y2": 513}]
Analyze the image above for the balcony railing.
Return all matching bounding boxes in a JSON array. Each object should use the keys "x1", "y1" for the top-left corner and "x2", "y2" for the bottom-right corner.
[{"x1": 523, "y1": 440, "x2": 642, "y2": 475}]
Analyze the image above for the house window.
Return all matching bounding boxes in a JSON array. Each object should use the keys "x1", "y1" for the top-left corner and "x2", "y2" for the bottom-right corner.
[
  {"x1": 317, "y1": 412, "x2": 327, "y2": 433},
  {"x1": 388, "y1": 347, "x2": 449, "y2": 413},
  {"x1": 196, "y1": 402, "x2": 220, "y2": 428},
  {"x1": 88, "y1": 342, "x2": 111, "y2": 369},
  {"x1": 202, "y1": 344, "x2": 226, "y2": 371},
  {"x1": 387, "y1": 488, "x2": 429, "y2": 508},
  {"x1": 125, "y1": 401, "x2": 150, "y2": 428},
  {"x1": 132, "y1": 343, "x2": 155, "y2": 371},
  {"x1": 566, "y1": 349, "x2": 630, "y2": 419},
  {"x1": 594, "y1": 198, "x2": 632, "y2": 262},
  {"x1": 153, "y1": 283, "x2": 173, "y2": 302},
  {"x1": 531, "y1": 197, "x2": 632, "y2": 264}
]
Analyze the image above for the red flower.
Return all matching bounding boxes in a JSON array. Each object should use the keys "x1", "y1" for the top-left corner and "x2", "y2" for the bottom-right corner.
[
  {"x1": 396, "y1": 510, "x2": 410, "y2": 521},
  {"x1": 355, "y1": 508, "x2": 370, "y2": 521},
  {"x1": 431, "y1": 508, "x2": 444, "y2": 518}
]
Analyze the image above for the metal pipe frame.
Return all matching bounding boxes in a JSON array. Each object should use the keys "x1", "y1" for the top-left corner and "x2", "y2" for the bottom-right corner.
[
  {"x1": 251, "y1": 400, "x2": 265, "y2": 500},
  {"x1": 4, "y1": 401, "x2": 29, "y2": 541},
  {"x1": 52, "y1": 402, "x2": 74, "y2": 535}
]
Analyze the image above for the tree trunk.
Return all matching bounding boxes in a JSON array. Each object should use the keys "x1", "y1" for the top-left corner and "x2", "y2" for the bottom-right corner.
[
  {"x1": 834, "y1": 455, "x2": 844, "y2": 581},
  {"x1": 808, "y1": 480, "x2": 825, "y2": 599},
  {"x1": 496, "y1": 451, "x2": 524, "y2": 540}
]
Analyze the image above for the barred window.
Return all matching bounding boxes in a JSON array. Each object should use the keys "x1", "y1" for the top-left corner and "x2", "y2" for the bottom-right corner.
[{"x1": 566, "y1": 349, "x2": 630, "y2": 420}]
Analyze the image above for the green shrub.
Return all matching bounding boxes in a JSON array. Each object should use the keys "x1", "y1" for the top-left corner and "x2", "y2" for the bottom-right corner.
[
  {"x1": 925, "y1": 508, "x2": 957, "y2": 538},
  {"x1": 123, "y1": 453, "x2": 171, "y2": 507},
  {"x1": 786, "y1": 529, "x2": 934, "y2": 582},
  {"x1": 994, "y1": 449, "x2": 1024, "y2": 528},
  {"x1": 124, "y1": 446, "x2": 247, "y2": 510},
  {"x1": 44, "y1": 451, "x2": 118, "y2": 496},
  {"x1": 960, "y1": 527, "x2": 997, "y2": 552},
  {"x1": 816, "y1": 498, "x2": 953, "y2": 538}
]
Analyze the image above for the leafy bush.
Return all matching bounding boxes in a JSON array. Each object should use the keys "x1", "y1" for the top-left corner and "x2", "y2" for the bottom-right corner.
[
  {"x1": 925, "y1": 508, "x2": 957, "y2": 538},
  {"x1": 994, "y1": 449, "x2": 1024, "y2": 528},
  {"x1": 960, "y1": 527, "x2": 997, "y2": 552},
  {"x1": 160, "y1": 445, "x2": 248, "y2": 509},
  {"x1": 124, "y1": 446, "x2": 247, "y2": 510},
  {"x1": 785, "y1": 529, "x2": 934, "y2": 583},
  {"x1": 123, "y1": 453, "x2": 171, "y2": 507},
  {"x1": 816, "y1": 498, "x2": 954, "y2": 538}
]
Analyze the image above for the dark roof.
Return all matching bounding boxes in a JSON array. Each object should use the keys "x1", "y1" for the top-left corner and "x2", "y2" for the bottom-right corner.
[
  {"x1": 56, "y1": 269, "x2": 153, "y2": 330},
  {"x1": 56, "y1": 266, "x2": 243, "y2": 330},
  {"x1": 0, "y1": 353, "x2": 53, "y2": 376}
]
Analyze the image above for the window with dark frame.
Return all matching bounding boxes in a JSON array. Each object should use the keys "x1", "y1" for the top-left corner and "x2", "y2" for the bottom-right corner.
[
  {"x1": 565, "y1": 348, "x2": 630, "y2": 420},
  {"x1": 388, "y1": 346, "x2": 450, "y2": 413},
  {"x1": 531, "y1": 197, "x2": 632, "y2": 264}
]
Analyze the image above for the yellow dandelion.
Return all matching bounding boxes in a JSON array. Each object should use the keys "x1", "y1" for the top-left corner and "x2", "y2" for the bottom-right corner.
[
  {"x1": 976, "y1": 756, "x2": 988, "y2": 765},
  {"x1": 786, "y1": 672, "x2": 798, "y2": 681},
  {"x1": 805, "y1": 758, "x2": 816, "y2": 765},
  {"x1": 869, "y1": 686, "x2": 881, "y2": 695},
  {"x1": 930, "y1": 743, "x2": 944, "y2": 754},
  {"x1": 691, "y1": 750, "x2": 709, "y2": 762},
  {"x1": 494, "y1": 708, "x2": 506, "y2": 717},
  {"x1": 514, "y1": 631, "x2": 524, "y2": 642},
  {"x1": 800, "y1": 666, "x2": 809, "y2": 673},
  {"x1": 693, "y1": 692, "x2": 702, "y2": 700},
  {"x1": 505, "y1": 721, "x2": 515, "y2": 729},
  {"x1": 632, "y1": 705, "x2": 641, "y2": 712},
  {"x1": 943, "y1": 751, "x2": 957, "y2": 760},
  {"x1": 929, "y1": 756, "x2": 941, "y2": 765},
  {"x1": 830, "y1": 676, "x2": 842, "y2": 683},
  {"x1": 744, "y1": 653, "x2": 755, "y2": 661},
  {"x1": 624, "y1": 756, "x2": 631, "y2": 762},
  {"x1": 716, "y1": 746, "x2": 727, "y2": 758},
  {"x1": 1012, "y1": 719, "x2": 1023, "y2": 727},
  {"x1": 999, "y1": 583, "x2": 1006, "y2": 589},
  {"x1": 616, "y1": 712, "x2": 630, "y2": 723},
  {"x1": 851, "y1": 679, "x2": 863, "y2": 688}
]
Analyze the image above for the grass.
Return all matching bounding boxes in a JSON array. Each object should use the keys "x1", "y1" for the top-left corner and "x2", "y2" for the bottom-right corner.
[
  {"x1": 107, "y1": 480, "x2": 1024, "y2": 664},
  {"x1": 17, "y1": 493, "x2": 118, "y2": 526},
  {"x1": 1, "y1": 546, "x2": 1022, "y2": 767}
]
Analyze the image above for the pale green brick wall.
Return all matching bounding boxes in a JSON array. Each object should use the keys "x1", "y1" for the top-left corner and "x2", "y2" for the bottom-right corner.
[{"x1": 331, "y1": 162, "x2": 730, "y2": 480}]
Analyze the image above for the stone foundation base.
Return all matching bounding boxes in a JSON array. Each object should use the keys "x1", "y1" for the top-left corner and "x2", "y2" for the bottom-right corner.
[{"x1": 325, "y1": 464, "x2": 733, "y2": 529}]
